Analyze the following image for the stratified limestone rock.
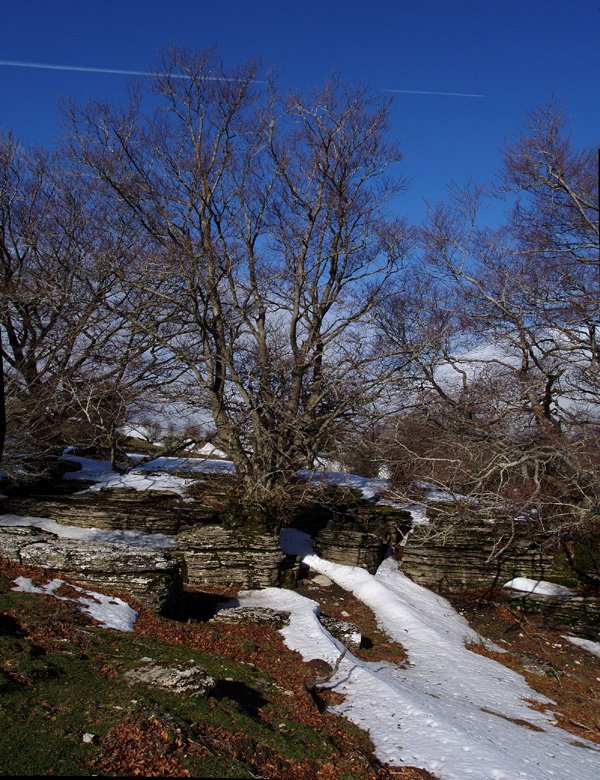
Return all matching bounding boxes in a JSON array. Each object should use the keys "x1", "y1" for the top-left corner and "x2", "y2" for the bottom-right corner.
[
  {"x1": 502, "y1": 587, "x2": 600, "y2": 630},
  {"x1": 313, "y1": 527, "x2": 387, "y2": 573},
  {"x1": 399, "y1": 517, "x2": 563, "y2": 593},
  {"x1": 0, "y1": 525, "x2": 182, "y2": 613},
  {"x1": 176, "y1": 525, "x2": 286, "y2": 589},
  {"x1": 1, "y1": 489, "x2": 217, "y2": 536}
]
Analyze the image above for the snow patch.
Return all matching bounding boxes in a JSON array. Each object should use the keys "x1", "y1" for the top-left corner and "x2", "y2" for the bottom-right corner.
[
  {"x1": 563, "y1": 635, "x2": 600, "y2": 658},
  {"x1": 269, "y1": 528, "x2": 600, "y2": 778},
  {"x1": 503, "y1": 578, "x2": 575, "y2": 597},
  {"x1": 12, "y1": 576, "x2": 137, "y2": 631}
]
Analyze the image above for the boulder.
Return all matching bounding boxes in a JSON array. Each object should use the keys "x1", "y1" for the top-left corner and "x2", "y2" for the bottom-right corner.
[
  {"x1": 210, "y1": 606, "x2": 291, "y2": 629},
  {"x1": 176, "y1": 524, "x2": 286, "y2": 589},
  {"x1": 0, "y1": 525, "x2": 182, "y2": 613},
  {"x1": 319, "y1": 615, "x2": 361, "y2": 649},
  {"x1": 124, "y1": 660, "x2": 215, "y2": 696},
  {"x1": 314, "y1": 527, "x2": 387, "y2": 573},
  {"x1": 501, "y1": 588, "x2": 600, "y2": 630}
]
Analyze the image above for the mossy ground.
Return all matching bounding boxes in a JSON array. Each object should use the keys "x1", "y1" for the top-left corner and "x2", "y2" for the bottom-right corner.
[
  {"x1": 2, "y1": 550, "x2": 597, "y2": 778},
  {"x1": 0, "y1": 560, "x2": 429, "y2": 778}
]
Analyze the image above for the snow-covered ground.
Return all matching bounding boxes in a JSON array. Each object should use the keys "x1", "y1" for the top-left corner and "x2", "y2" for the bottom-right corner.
[
  {"x1": 233, "y1": 528, "x2": 600, "y2": 780},
  {"x1": 9, "y1": 508, "x2": 599, "y2": 778},
  {"x1": 60, "y1": 453, "x2": 234, "y2": 497}
]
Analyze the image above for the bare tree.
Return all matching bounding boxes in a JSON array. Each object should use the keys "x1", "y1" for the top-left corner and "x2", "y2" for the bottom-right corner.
[
  {"x1": 378, "y1": 106, "x2": 599, "y2": 579},
  {"x1": 0, "y1": 134, "x2": 176, "y2": 477},
  {"x1": 66, "y1": 49, "x2": 410, "y2": 509}
]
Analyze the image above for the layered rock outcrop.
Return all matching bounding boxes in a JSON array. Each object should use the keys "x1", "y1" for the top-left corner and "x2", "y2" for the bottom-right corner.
[
  {"x1": 2, "y1": 489, "x2": 216, "y2": 536},
  {"x1": 396, "y1": 506, "x2": 582, "y2": 595},
  {"x1": 313, "y1": 527, "x2": 387, "y2": 573},
  {"x1": 0, "y1": 525, "x2": 182, "y2": 613},
  {"x1": 398, "y1": 518, "x2": 561, "y2": 592},
  {"x1": 502, "y1": 586, "x2": 600, "y2": 629},
  {"x1": 295, "y1": 504, "x2": 412, "y2": 574},
  {"x1": 176, "y1": 525, "x2": 286, "y2": 589}
]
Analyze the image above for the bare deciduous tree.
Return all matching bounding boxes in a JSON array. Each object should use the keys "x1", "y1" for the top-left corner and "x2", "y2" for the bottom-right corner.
[
  {"x1": 0, "y1": 134, "x2": 175, "y2": 476},
  {"x1": 378, "y1": 106, "x2": 599, "y2": 579},
  {"x1": 66, "y1": 49, "x2": 410, "y2": 509}
]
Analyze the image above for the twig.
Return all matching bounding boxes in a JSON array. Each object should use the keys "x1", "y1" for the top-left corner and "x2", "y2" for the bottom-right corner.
[{"x1": 305, "y1": 645, "x2": 349, "y2": 692}]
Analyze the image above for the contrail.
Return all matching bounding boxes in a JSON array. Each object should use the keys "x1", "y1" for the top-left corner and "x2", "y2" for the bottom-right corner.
[
  {"x1": 0, "y1": 59, "x2": 258, "y2": 82},
  {"x1": 382, "y1": 88, "x2": 485, "y2": 98},
  {"x1": 0, "y1": 60, "x2": 481, "y2": 96}
]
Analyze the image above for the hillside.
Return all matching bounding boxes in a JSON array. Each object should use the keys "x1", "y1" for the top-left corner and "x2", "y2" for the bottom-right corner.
[
  {"x1": 1, "y1": 454, "x2": 599, "y2": 778},
  {"x1": 1, "y1": 541, "x2": 599, "y2": 778}
]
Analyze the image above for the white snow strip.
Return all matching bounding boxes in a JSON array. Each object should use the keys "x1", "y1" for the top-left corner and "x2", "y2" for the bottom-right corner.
[
  {"x1": 60, "y1": 453, "x2": 235, "y2": 495},
  {"x1": 0, "y1": 514, "x2": 176, "y2": 549},
  {"x1": 563, "y1": 635, "x2": 600, "y2": 658},
  {"x1": 503, "y1": 578, "x2": 575, "y2": 597},
  {"x1": 297, "y1": 469, "x2": 389, "y2": 501},
  {"x1": 83, "y1": 470, "x2": 197, "y2": 496},
  {"x1": 238, "y1": 528, "x2": 600, "y2": 779},
  {"x1": 12, "y1": 576, "x2": 137, "y2": 631}
]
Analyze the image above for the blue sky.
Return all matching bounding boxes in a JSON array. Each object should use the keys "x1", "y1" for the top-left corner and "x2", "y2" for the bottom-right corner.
[{"x1": 0, "y1": 0, "x2": 598, "y2": 225}]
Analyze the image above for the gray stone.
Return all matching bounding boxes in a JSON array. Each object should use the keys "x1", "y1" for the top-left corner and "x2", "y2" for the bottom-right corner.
[
  {"x1": 0, "y1": 525, "x2": 182, "y2": 613},
  {"x1": 311, "y1": 574, "x2": 334, "y2": 587},
  {"x1": 210, "y1": 606, "x2": 291, "y2": 629},
  {"x1": 124, "y1": 661, "x2": 215, "y2": 696},
  {"x1": 176, "y1": 524, "x2": 286, "y2": 589},
  {"x1": 319, "y1": 615, "x2": 361, "y2": 649},
  {"x1": 502, "y1": 590, "x2": 600, "y2": 630}
]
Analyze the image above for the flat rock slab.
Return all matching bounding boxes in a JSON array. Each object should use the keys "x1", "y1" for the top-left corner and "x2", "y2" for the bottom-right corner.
[
  {"x1": 125, "y1": 660, "x2": 215, "y2": 696},
  {"x1": 2, "y1": 490, "x2": 217, "y2": 536},
  {"x1": 211, "y1": 606, "x2": 291, "y2": 629},
  {"x1": 0, "y1": 525, "x2": 182, "y2": 613}
]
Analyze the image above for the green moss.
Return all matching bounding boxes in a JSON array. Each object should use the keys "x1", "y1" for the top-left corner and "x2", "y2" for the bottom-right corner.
[
  {"x1": 0, "y1": 577, "x2": 362, "y2": 776},
  {"x1": 552, "y1": 543, "x2": 598, "y2": 586}
]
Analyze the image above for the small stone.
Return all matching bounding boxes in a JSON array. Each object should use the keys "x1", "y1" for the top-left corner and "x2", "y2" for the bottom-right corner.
[
  {"x1": 312, "y1": 574, "x2": 334, "y2": 587},
  {"x1": 124, "y1": 662, "x2": 215, "y2": 697},
  {"x1": 82, "y1": 733, "x2": 98, "y2": 744},
  {"x1": 320, "y1": 615, "x2": 361, "y2": 649},
  {"x1": 210, "y1": 606, "x2": 290, "y2": 629}
]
